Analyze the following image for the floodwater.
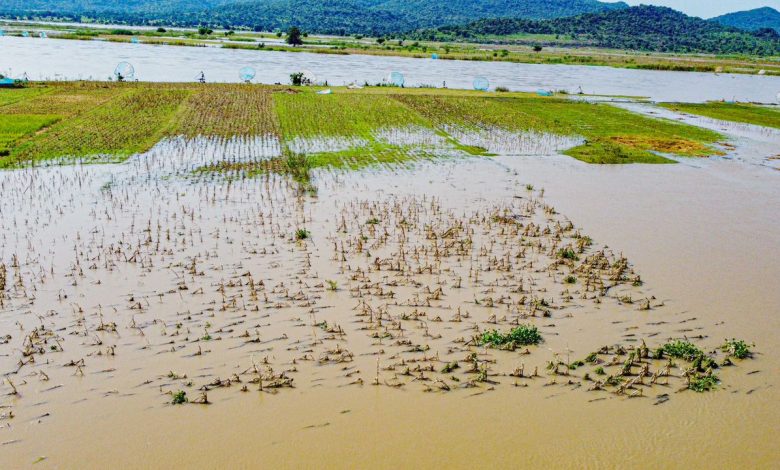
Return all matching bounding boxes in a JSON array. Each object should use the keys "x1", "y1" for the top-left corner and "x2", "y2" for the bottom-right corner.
[
  {"x1": 3, "y1": 35, "x2": 780, "y2": 102},
  {"x1": 0, "y1": 103, "x2": 778, "y2": 467}
]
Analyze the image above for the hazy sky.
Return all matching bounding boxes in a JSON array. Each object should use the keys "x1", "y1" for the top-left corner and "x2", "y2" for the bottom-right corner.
[{"x1": 606, "y1": 1, "x2": 780, "y2": 18}]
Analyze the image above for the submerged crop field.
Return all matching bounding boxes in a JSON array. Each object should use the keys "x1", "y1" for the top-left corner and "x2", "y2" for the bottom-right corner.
[
  {"x1": 0, "y1": 80, "x2": 778, "y2": 468},
  {"x1": 660, "y1": 102, "x2": 780, "y2": 130},
  {"x1": 0, "y1": 82, "x2": 726, "y2": 170}
]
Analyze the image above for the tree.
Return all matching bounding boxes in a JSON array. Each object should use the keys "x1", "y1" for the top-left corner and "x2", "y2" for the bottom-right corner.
[{"x1": 286, "y1": 27, "x2": 303, "y2": 46}]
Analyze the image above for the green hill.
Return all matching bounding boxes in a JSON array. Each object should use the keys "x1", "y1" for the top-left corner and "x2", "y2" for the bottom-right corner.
[
  {"x1": 711, "y1": 7, "x2": 780, "y2": 33},
  {"x1": 0, "y1": 0, "x2": 627, "y2": 35},
  {"x1": 415, "y1": 5, "x2": 780, "y2": 55}
]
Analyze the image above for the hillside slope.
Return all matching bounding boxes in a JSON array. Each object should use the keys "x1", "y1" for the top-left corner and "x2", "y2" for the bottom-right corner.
[
  {"x1": 711, "y1": 7, "x2": 780, "y2": 33},
  {"x1": 416, "y1": 6, "x2": 780, "y2": 55},
  {"x1": 0, "y1": 0, "x2": 627, "y2": 34}
]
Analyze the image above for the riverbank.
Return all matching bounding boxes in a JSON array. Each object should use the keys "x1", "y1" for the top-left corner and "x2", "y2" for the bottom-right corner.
[{"x1": 2, "y1": 20, "x2": 779, "y2": 77}]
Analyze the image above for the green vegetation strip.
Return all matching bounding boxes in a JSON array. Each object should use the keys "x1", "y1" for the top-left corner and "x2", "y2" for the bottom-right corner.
[
  {"x1": 660, "y1": 102, "x2": 780, "y2": 130},
  {"x1": 0, "y1": 83, "x2": 724, "y2": 168},
  {"x1": 0, "y1": 115, "x2": 60, "y2": 156},
  {"x1": 393, "y1": 94, "x2": 721, "y2": 163},
  {"x1": 4, "y1": 87, "x2": 190, "y2": 166}
]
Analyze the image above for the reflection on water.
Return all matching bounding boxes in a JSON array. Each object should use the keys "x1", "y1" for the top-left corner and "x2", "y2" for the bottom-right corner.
[{"x1": 3, "y1": 36, "x2": 780, "y2": 102}]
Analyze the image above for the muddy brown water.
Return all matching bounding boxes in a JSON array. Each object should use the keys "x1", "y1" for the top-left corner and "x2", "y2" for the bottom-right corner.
[{"x1": 0, "y1": 108, "x2": 778, "y2": 468}]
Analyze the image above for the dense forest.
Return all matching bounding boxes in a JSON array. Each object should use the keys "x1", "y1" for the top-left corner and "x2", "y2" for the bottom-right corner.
[
  {"x1": 414, "y1": 6, "x2": 780, "y2": 55},
  {"x1": 711, "y1": 7, "x2": 780, "y2": 33},
  {"x1": 0, "y1": 0, "x2": 626, "y2": 35}
]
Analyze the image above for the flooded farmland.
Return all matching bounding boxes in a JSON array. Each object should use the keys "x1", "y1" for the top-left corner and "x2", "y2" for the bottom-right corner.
[{"x1": 0, "y1": 93, "x2": 778, "y2": 468}]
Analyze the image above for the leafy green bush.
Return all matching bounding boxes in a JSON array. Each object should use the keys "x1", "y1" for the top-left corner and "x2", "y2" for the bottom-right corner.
[
  {"x1": 721, "y1": 339, "x2": 753, "y2": 359},
  {"x1": 661, "y1": 340, "x2": 703, "y2": 360},
  {"x1": 172, "y1": 390, "x2": 187, "y2": 404},
  {"x1": 689, "y1": 374, "x2": 718, "y2": 392},
  {"x1": 295, "y1": 228, "x2": 310, "y2": 240},
  {"x1": 478, "y1": 324, "x2": 542, "y2": 347}
]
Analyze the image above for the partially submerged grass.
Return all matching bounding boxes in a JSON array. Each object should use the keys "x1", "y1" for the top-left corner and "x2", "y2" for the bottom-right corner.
[
  {"x1": 660, "y1": 102, "x2": 780, "y2": 130},
  {"x1": 173, "y1": 84, "x2": 280, "y2": 137},
  {"x1": 688, "y1": 374, "x2": 719, "y2": 393},
  {"x1": 721, "y1": 339, "x2": 753, "y2": 359},
  {"x1": 1, "y1": 82, "x2": 725, "y2": 168},
  {"x1": 0, "y1": 115, "x2": 60, "y2": 156},
  {"x1": 394, "y1": 94, "x2": 721, "y2": 163},
  {"x1": 4, "y1": 87, "x2": 190, "y2": 166},
  {"x1": 566, "y1": 140, "x2": 674, "y2": 164},
  {"x1": 660, "y1": 340, "x2": 703, "y2": 361},
  {"x1": 477, "y1": 324, "x2": 542, "y2": 347},
  {"x1": 2, "y1": 82, "x2": 125, "y2": 117},
  {"x1": 274, "y1": 92, "x2": 430, "y2": 138},
  {"x1": 171, "y1": 390, "x2": 188, "y2": 405}
]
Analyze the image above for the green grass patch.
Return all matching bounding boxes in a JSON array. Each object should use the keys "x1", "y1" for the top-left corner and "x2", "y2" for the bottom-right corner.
[
  {"x1": 5, "y1": 88, "x2": 190, "y2": 166},
  {"x1": 1, "y1": 83, "x2": 726, "y2": 168},
  {"x1": 274, "y1": 91, "x2": 431, "y2": 138},
  {"x1": 173, "y1": 84, "x2": 280, "y2": 137},
  {"x1": 566, "y1": 140, "x2": 675, "y2": 164},
  {"x1": 171, "y1": 390, "x2": 188, "y2": 404},
  {"x1": 0, "y1": 87, "x2": 51, "y2": 107},
  {"x1": 661, "y1": 340, "x2": 703, "y2": 361},
  {"x1": 660, "y1": 102, "x2": 780, "y2": 130},
  {"x1": 0, "y1": 115, "x2": 60, "y2": 156},
  {"x1": 721, "y1": 339, "x2": 753, "y2": 359},
  {"x1": 688, "y1": 374, "x2": 719, "y2": 393},
  {"x1": 477, "y1": 324, "x2": 542, "y2": 347},
  {"x1": 393, "y1": 94, "x2": 721, "y2": 164},
  {"x1": 2, "y1": 83, "x2": 126, "y2": 117},
  {"x1": 273, "y1": 90, "x2": 439, "y2": 169}
]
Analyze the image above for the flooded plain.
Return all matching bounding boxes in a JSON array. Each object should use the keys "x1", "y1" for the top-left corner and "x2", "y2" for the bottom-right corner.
[
  {"x1": 0, "y1": 102, "x2": 778, "y2": 467},
  {"x1": 3, "y1": 35, "x2": 780, "y2": 102}
]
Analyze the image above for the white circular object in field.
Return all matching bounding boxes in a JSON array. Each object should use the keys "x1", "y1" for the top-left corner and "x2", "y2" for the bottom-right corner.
[
  {"x1": 473, "y1": 76, "x2": 490, "y2": 91},
  {"x1": 239, "y1": 66, "x2": 256, "y2": 82},
  {"x1": 114, "y1": 62, "x2": 135, "y2": 80}
]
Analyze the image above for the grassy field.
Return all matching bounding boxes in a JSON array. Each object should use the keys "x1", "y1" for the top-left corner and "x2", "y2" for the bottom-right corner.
[
  {"x1": 0, "y1": 86, "x2": 50, "y2": 107},
  {"x1": 0, "y1": 82, "x2": 726, "y2": 169},
  {"x1": 394, "y1": 94, "x2": 721, "y2": 163},
  {"x1": 0, "y1": 114, "x2": 60, "y2": 156},
  {"x1": 8, "y1": 87, "x2": 189, "y2": 163},
  {"x1": 175, "y1": 85, "x2": 279, "y2": 137},
  {"x1": 660, "y1": 102, "x2": 780, "y2": 130}
]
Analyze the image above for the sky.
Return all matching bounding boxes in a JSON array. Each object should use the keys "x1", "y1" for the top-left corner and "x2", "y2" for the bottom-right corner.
[{"x1": 605, "y1": 1, "x2": 780, "y2": 18}]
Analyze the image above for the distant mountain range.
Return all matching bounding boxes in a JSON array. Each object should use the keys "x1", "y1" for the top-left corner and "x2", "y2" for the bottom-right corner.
[
  {"x1": 0, "y1": 0, "x2": 627, "y2": 35},
  {"x1": 711, "y1": 7, "x2": 780, "y2": 33},
  {"x1": 415, "y1": 5, "x2": 780, "y2": 55}
]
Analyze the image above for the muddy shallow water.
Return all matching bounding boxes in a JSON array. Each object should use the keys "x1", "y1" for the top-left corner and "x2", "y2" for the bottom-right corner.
[{"x1": 0, "y1": 108, "x2": 778, "y2": 468}]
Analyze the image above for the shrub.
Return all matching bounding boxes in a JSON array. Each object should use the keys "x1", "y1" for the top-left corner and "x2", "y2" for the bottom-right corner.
[
  {"x1": 721, "y1": 339, "x2": 753, "y2": 359},
  {"x1": 172, "y1": 390, "x2": 187, "y2": 404},
  {"x1": 662, "y1": 340, "x2": 702, "y2": 360},
  {"x1": 295, "y1": 228, "x2": 311, "y2": 240},
  {"x1": 478, "y1": 324, "x2": 542, "y2": 347}
]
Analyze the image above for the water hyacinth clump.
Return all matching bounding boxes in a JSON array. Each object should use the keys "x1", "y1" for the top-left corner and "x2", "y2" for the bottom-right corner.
[
  {"x1": 721, "y1": 339, "x2": 753, "y2": 359},
  {"x1": 661, "y1": 340, "x2": 703, "y2": 360},
  {"x1": 478, "y1": 325, "x2": 543, "y2": 347}
]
